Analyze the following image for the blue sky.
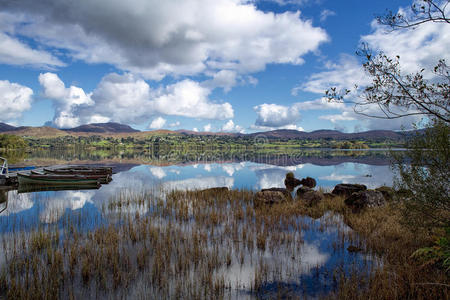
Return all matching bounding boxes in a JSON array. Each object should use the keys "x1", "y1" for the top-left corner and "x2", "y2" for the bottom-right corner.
[{"x1": 0, "y1": 0, "x2": 448, "y2": 132}]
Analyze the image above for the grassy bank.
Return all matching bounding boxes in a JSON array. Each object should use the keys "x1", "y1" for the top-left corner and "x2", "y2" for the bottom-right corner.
[{"x1": 1, "y1": 188, "x2": 448, "y2": 299}]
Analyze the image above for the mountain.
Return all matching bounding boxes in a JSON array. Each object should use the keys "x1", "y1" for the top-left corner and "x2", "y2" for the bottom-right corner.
[
  {"x1": 177, "y1": 129, "x2": 236, "y2": 136},
  {"x1": 63, "y1": 122, "x2": 140, "y2": 133},
  {"x1": 246, "y1": 129, "x2": 407, "y2": 140},
  {"x1": 0, "y1": 121, "x2": 415, "y2": 141},
  {"x1": 0, "y1": 122, "x2": 19, "y2": 132}
]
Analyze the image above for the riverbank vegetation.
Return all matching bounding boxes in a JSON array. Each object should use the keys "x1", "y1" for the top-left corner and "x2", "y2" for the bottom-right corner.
[
  {"x1": 2, "y1": 133, "x2": 404, "y2": 151},
  {"x1": 1, "y1": 187, "x2": 448, "y2": 299}
]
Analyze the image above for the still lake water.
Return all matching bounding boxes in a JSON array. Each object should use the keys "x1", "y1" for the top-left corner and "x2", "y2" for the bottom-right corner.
[
  {"x1": 0, "y1": 149, "x2": 397, "y2": 228},
  {"x1": 0, "y1": 149, "x2": 395, "y2": 298}
]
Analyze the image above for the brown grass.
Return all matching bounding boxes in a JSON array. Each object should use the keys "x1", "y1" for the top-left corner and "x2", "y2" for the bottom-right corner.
[{"x1": 0, "y1": 187, "x2": 448, "y2": 299}]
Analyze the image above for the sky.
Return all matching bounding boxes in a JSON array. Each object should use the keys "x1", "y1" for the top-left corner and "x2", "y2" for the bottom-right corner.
[{"x1": 0, "y1": 0, "x2": 448, "y2": 133}]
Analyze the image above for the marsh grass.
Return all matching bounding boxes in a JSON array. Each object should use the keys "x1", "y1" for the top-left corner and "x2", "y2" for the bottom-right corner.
[{"x1": 0, "y1": 187, "x2": 448, "y2": 299}]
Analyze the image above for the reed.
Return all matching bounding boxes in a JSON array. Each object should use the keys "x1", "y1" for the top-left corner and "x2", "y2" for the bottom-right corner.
[{"x1": 0, "y1": 187, "x2": 447, "y2": 299}]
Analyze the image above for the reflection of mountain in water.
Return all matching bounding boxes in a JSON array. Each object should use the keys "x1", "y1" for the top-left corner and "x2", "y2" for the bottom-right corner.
[{"x1": 6, "y1": 149, "x2": 398, "y2": 168}]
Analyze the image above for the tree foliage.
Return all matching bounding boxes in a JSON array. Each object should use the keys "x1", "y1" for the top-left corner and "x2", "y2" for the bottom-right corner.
[
  {"x1": 0, "y1": 134, "x2": 27, "y2": 149},
  {"x1": 326, "y1": 0, "x2": 450, "y2": 124},
  {"x1": 394, "y1": 121, "x2": 450, "y2": 230},
  {"x1": 377, "y1": 0, "x2": 449, "y2": 29}
]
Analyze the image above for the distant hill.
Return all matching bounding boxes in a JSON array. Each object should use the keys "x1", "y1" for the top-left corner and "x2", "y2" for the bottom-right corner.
[
  {"x1": 0, "y1": 122, "x2": 20, "y2": 132},
  {"x1": 0, "y1": 121, "x2": 418, "y2": 141},
  {"x1": 63, "y1": 122, "x2": 140, "y2": 133},
  {"x1": 246, "y1": 129, "x2": 408, "y2": 141},
  {"x1": 177, "y1": 129, "x2": 236, "y2": 136},
  {"x1": 4, "y1": 126, "x2": 69, "y2": 138}
]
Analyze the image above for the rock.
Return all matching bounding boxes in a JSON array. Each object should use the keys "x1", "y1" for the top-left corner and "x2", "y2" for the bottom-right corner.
[
  {"x1": 300, "y1": 177, "x2": 317, "y2": 188},
  {"x1": 254, "y1": 188, "x2": 292, "y2": 207},
  {"x1": 375, "y1": 186, "x2": 395, "y2": 201},
  {"x1": 344, "y1": 190, "x2": 386, "y2": 210},
  {"x1": 284, "y1": 173, "x2": 302, "y2": 191},
  {"x1": 296, "y1": 186, "x2": 312, "y2": 197},
  {"x1": 261, "y1": 188, "x2": 293, "y2": 201},
  {"x1": 299, "y1": 190, "x2": 324, "y2": 206},
  {"x1": 332, "y1": 183, "x2": 367, "y2": 198}
]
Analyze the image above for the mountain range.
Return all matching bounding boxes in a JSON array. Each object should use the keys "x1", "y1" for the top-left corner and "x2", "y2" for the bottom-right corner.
[{"x1": 0, "y1": 122, "x2": 415, "y2": 140}]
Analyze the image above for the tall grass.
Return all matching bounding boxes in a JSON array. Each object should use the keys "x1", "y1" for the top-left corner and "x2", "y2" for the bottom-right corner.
[{"x1": 0, "y1": 187, "x2": 448, "y2": 299}]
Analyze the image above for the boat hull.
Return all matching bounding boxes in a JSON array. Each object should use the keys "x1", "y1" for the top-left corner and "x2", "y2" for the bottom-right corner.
[{"x1": 18, "y1": 173, "x2": 100, "y2": 186}]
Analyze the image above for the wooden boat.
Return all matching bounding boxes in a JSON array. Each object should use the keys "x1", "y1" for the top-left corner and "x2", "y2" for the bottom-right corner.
[
  {"x1": 18, "y1": 173, "x2": 100, "y2": 186},
  {"x1": 36, "y1": 170, "x2": 111, "y2": 183},
  {"x1": 18, "y1": 184, "x2": 100, "y2": 194},
  {"x1": 44, "y1": 167, "x2": 113, "y2": 175}
]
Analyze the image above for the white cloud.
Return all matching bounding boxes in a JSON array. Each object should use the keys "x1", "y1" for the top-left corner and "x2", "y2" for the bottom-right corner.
[
  {"x1": 39, "y1": 72, "x2": 234, "y2": 128},
  {"x1": 153, "y1": 79, "x2": 233, "y2": 120},
  {"x1": 293, "y1": 97, "x2": 347, "y2": 110},
  {"x1": 149, "y1": 117, "x2": 166, "y2": 129},
  {"x1": 39, "y1": 72, "x2": 93, "y2": 128},
  {"x1": 221, "y1": 120, "x2": 244, "y2": 133},
  {"x1": 169, "y1": 121, "x2": 181, "y2": 127},
  {"x1": 192, "y1": 127, "x2": 199, "y2": 132},
  {"x1": 254, "y1": 103, "x2": 301, "y2": 128},
  {"x1": 250, "y1": 124, "x2": 304, "y2": 131},
  {"x1": 362, "y1": 17, "x2": 450, "y2": 76},
  {"x1": 0, "y1": 30, "x2": 64, "y2": 68},
  {"x1": 1, "y1": 0, "x2": 328, "y2": 80},
  {"x1": 299, "y1": 54, "x2": 369, "y2": 95},
  {"x1": 0, "y1": 80, "x2": 33, "y2": 122},
  {"x1": 319, "y1": 111, "x2": 355, "y2": 123},
  {"x1": 319, "y1": 9, "x2": 336, "y2": 22},
  {"x1": 204, "y1": 70, "x2": 238, "y2": 92},
  {"x1": 203, "y1": 123, "x2": 212, "y2": 132}
]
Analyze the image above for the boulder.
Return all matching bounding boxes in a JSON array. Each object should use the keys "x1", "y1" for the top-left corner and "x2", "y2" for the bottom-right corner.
[
  {"x1": 344, "y1": 190, "x2": 386, "y2": 210},
  {"x1": 332, "y1": 184, "x2": 367, "y2": 198},
  {"x1": 299, "y1": 190, "x2": 324, "y2": 206},
  {"x1": 284, "y1": 173, "x2": 302, "y2": 191},
  {"x1": 300, "y1": 177, "x2": 317, "y2": 188},
  {"x1": 375, "y1": 186, "x2": 395, "y2": 201},
  {"x1": 254, "y1": 188, "x2": 292, "y2": 207},
  {"x1": 261, "y1": 188, "x2": 293, "y2": 201},
  {"x1": 296, "y1": 186, "x2": 312, "y2": 197}
]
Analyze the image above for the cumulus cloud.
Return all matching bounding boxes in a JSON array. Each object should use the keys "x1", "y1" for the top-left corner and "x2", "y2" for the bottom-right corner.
[
  {"x1": 0, "y1": 80, "x2": 33, "y2": 122},
  {"x1": 299, "y1": 54, "x2": 369, "y2": 95},
  {"x1": 254, "y1": 103, "x2": 301, "y2": 128},
  {"x1": 221, "y1": 120, "x2": 245, "y2": 133},
  {"x1": 39, "y1": 72, "x2": 93, "y2": 128},
  {"x1": 149, "y1": 117, "x2": 166, "y2": 129},
  {"x1": 39, "y1": 72, "x2": 234, "y2": 128},
  {"x1": 0, "y1": 0, "x2": 328, "y2": 79}
]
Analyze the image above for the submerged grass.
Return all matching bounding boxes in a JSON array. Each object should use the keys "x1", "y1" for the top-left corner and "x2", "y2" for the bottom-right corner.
[{"x1": 0, "y1": 187, "x2": 448, "y2": 299}]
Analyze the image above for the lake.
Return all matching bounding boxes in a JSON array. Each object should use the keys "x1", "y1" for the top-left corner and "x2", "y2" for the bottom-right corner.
[{"x1": 0, "y1": 149, "x2": 397, "y2": 298}]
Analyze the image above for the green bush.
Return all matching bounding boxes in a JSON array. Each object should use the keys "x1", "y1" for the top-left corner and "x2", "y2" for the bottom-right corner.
[
  {"x1": 0, "y1": 134, "x2": 27, "y2": 149},
  {"x1": 394, "y1": 120, "x2": 449, "y2": 230}
]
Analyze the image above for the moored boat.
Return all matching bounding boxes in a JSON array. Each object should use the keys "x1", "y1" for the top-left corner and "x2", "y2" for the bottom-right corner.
[
  {"x1": 44, "y1": 167, "x2": 113, "y2": 175},
  {"x1": 18, "y1": 183, "x2": 101, "y2": 194},
  {"x1": 32, "y1": 170, "x2": 110, "y2": 183},
  {"x1": 17, "y1": 173, "x2": 101, "y2": 186}
]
